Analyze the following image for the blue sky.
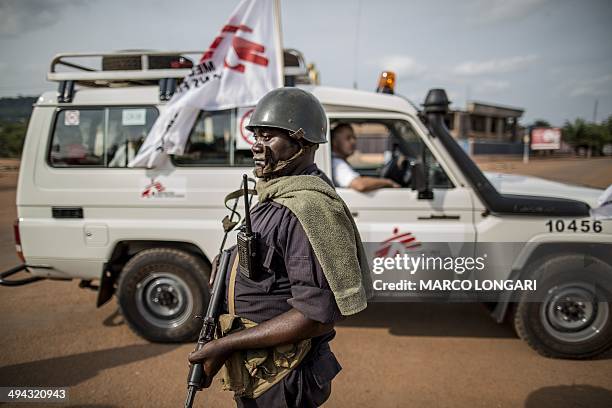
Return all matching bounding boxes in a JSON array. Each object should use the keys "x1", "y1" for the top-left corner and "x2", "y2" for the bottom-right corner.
[{"x1": 0, "y1": 0, "x2": 610, "y2": 125}]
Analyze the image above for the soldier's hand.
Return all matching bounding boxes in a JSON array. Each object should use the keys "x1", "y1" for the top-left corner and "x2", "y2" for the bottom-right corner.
[{"x1": 188, "y1": 339, "x2": 231, "y2": 388}]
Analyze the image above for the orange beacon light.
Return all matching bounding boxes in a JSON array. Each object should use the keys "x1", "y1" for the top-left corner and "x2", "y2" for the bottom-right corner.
[{"x1": 376, "y1": 71, "x2": 396, "y2": 94}]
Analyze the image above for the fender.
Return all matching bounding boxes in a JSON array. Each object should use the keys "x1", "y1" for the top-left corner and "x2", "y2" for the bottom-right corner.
[{"x1": 491, "y1": 239, "x2": 612, "y2": 323}]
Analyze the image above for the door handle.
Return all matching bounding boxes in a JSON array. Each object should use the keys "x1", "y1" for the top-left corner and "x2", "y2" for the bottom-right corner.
[{"x1": 417, "y1": 214, "x2": 460, "y2": 220}]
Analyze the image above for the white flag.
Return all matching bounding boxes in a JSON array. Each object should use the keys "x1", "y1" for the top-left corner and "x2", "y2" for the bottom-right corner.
[{"x1": 129, "y1": 0, "x2": 283, "y2": 168}]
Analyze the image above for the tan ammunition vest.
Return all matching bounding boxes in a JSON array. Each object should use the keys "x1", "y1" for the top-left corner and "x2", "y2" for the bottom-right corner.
[{"x1": 217, "y1": 253, "x2": 311, "y2": 399}]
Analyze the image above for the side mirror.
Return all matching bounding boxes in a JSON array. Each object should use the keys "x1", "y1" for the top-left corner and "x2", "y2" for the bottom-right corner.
[{"x1": 411, "y1": 161, "x2": 434, "y2": 200}]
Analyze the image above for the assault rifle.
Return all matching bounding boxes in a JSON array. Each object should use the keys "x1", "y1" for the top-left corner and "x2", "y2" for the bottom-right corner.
[
  {"x1": 184, "y1": 175, "x2": 254, "y2": 408},
  {"x1": 184, "y1": 247, "x2": 231, "y2": 407}
]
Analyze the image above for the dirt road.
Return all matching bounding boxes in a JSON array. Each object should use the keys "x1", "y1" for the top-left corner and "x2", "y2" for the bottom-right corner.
[
  {"x1": 475, "y1": 156, "x2": 612, "y2": 189},
  {"x1": 1, "y1": 159, "x2": 611, "y2": 408}
]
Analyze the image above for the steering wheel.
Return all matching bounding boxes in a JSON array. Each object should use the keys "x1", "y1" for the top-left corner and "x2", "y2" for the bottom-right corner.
[{"x1": 380, "y1": 146, "x2": 412, "y2": 187}]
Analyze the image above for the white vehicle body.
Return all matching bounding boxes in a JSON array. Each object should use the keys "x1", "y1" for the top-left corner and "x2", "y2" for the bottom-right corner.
[
  {"x1": 6, "y1": 51, "x2": 612, "y2": 357},
  {"x1": 18, "y1": 86, "x2": 610, "y2": 280}
]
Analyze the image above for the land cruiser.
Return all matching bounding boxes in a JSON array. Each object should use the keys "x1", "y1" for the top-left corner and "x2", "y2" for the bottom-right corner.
[{"x1": 2, "y1": 50, "x2": 611, "y2": 359}]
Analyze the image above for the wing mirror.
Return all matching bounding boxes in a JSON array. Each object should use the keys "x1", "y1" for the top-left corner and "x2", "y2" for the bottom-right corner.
[{"x1": 410, "y1": 160, "x2": 434, "y2": 200}]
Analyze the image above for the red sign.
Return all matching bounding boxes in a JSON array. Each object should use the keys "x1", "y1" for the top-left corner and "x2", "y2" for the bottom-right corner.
[{"x1": 531, "y1": 127, "x2": 561, "y2": 150}]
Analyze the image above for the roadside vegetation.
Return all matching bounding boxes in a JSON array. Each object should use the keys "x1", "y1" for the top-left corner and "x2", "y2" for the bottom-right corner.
[
  {"x1": 562, "y1": 116, "x2": 612, "y2": 156},
  {"x1": 0, "y1": 96, "x2": 36, "y2": 158}
]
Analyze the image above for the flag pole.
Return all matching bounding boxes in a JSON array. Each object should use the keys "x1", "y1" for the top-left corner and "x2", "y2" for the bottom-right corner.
[{"x1": 274, "y1": 0, "x2": 284, "y2": 87}]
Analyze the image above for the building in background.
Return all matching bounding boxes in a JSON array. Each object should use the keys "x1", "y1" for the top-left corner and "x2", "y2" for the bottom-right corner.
[{"x1": 447, "y1": 101, "x2": 524, "y2": 142}]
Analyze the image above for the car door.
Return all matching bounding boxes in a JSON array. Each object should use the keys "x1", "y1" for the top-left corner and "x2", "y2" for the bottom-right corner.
[{"x1": 327, "y1": 113, "x2": 476, "y2": 265}]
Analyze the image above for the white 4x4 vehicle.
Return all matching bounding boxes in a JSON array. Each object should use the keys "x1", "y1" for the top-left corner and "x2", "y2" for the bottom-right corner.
[{"x1": 2, "y1": 51, "x2": 611, "y2": 359}]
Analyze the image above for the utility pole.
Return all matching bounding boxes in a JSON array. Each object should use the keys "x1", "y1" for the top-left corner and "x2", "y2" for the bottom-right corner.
[
  {"x1": 523, "y1": 128, "x2": 530, "y2": 164},
  {"x1": 353, "y1": 0, "x2": 362, "y2": 90}
]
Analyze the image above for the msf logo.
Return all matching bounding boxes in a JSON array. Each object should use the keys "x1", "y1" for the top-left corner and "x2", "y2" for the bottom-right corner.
[
  {"x1": 141, "y1": 178, "x2": 166, "y2": 198},
  {"x1": 375, "y1": 227, "x2": 421, "y2": 258},
  {"x1": 201, "y1": 24, "x2": 269, "y2": 73}
]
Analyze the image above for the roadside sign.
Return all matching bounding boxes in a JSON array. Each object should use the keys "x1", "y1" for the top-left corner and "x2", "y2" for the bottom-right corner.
[
  {"x1": 531, "y1": 127, "x2": 561, "y2": 150},
  {"x1": 236, "y1": 107, "x2": 255, "y2": 149}
]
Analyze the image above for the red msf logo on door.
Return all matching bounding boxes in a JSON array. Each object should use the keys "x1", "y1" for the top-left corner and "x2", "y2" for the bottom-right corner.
[
  {"x1": 141, "y1": 178, "x2": 166, "y2": 198},
  {"x1": 375, "y1": 227, "x2": 421, "y2": 258},
  {"x1": 201, "y1": 24, "x2": 269, "y2": 73}
]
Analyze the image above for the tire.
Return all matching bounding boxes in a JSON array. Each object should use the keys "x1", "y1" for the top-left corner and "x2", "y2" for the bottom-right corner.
[
  {"x1": 117, "y1": 248, "x2": 210, "y2": 342},
  {"x1": 514, "y1": 254, "x2": 612, "y2": 359}
]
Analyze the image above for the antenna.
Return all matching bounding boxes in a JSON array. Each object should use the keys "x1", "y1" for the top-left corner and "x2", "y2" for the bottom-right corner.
[{"x1": 242, "y1": 174, "x2": 252, "y2": 235}]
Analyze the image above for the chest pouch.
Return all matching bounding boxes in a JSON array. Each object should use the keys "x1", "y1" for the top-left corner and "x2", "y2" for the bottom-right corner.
[{"x1": 218, "y1": 254, "x2": 311, "y2": 399}]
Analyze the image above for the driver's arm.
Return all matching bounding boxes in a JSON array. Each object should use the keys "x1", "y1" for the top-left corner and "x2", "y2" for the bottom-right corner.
[
  {"x1": 333, "y1": 158, "x2": 399, "y2": 192},
  {"x1": 349, "y1": 176, "x2": 399, "y2": 192}
]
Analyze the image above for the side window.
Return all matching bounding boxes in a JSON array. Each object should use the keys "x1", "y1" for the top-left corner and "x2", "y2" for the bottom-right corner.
[
  {"x1": 107, "y1": 108, "x2": 158, "y2": 167},
  {"x1": 345, "y1": 122, "x2": 390, "y2": 175},
  {"x1": 50, "y1": 110, "x2": 105, "y2": 166},
  {"x1": 392, "y1": 121, "x2": 453, "y2": 189},
  {"x1": 330, "y1": 118, "x2": 453, "y2": 189},
  {"x1": 49, "y1": 107, "x2": 158, "y2": 167},
  {"x1": 173, "y1": 109, "x2": 254, "y2": 167}
]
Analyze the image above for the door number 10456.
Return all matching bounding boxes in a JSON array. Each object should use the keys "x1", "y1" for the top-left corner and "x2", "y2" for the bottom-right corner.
[{"x1": 546, "y1": 219, "x2": 602, "y2": 233}]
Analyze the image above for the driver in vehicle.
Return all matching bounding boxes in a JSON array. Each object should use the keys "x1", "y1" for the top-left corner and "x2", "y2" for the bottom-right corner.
[{"x1": 331, "y1": 122, "x2": 399, "y2": 192}]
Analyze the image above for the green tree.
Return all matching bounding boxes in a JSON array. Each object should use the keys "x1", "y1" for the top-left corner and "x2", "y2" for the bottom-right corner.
[
  {"x1": 0, "y1": 120, "x2": 28, "y2": 158},
  {"x1": 604, "y1": 115, "x2": 612, "y2": 143},
  {"x1": 531, "y1": 119, "x2": 551, "y2": 128},
  {"x1": 563, "y1": 117, "x2": 612, "y2": 156}
]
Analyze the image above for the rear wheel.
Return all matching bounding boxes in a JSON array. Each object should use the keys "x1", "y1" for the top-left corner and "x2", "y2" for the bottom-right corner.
[
  {"x1": 117, "y1": 248, "x2": 210, "y2": 342},
  {"x1": 514, "y1": 254, "x2": 612, "y2": 359}
]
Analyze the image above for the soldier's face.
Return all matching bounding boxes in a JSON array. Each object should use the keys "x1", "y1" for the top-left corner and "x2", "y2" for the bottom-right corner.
[
  {"x1": 251, "y1": 127, "x2": 300, "y2": 170},
  {"x1": 332, "y1": 127, "x2": 356, "y2": 159}
]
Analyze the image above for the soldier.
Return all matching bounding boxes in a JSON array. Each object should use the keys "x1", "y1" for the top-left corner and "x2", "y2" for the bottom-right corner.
[{"x1": 189, "y1": 87, "x2": 371, "y2": 408}]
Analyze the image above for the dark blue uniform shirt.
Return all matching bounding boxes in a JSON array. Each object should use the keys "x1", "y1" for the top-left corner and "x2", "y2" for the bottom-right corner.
[{"x1": 224, "y1": 164, "x2": 343, "y2": 407}]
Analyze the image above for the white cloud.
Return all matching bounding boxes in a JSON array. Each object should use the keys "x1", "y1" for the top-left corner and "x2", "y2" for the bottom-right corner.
[
  {"x1": 377, "y1": 55, "x2": 427, "y2": 79},
  {"x1": 0, "y1": 0, "x2": 89, "y2": 37},
  {"x1": 569, "y1": 75, "x2": 612, "y2": 97},
  {"x1": 453, "y1": 55, "x2": 537, "y2": 76}
]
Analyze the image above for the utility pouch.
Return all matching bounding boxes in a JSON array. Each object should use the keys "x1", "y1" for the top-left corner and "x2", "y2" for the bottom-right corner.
[
  {"x1": 217, "y1": 314, "x2": 311, "y2": 399},
  {"x1": 217, "y1": 254, "x2": 311, "y2": 399}
]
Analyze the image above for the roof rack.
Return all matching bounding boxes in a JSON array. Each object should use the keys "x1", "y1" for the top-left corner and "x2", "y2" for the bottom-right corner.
[
  {"x1": 48, "y1": 49, "x2": 314, "y2": 102},
  {"x1": 49, "y1": 50, "x2": 199, "y2": 81}
]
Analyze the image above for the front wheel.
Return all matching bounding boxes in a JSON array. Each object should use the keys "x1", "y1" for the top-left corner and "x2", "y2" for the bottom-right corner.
[
  {"x1": 514, "y1": 254, "x2": 612, "y2": 359},
  {"x1": 117, "y1": 248, "x2": 210, "y2": 342}
]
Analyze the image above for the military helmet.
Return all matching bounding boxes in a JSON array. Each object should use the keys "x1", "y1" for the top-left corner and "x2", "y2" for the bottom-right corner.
[{"x1": 246, "y1": 87, "x2": 328, "y2": 144}]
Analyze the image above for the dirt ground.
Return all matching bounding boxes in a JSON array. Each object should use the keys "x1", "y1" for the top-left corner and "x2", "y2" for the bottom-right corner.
[
  {"x1": 474, "y1": 156, "x2": 612, "y2": 189},
  {"x1": 0, "y1": 158, "x2": 611, "y2": 408}
]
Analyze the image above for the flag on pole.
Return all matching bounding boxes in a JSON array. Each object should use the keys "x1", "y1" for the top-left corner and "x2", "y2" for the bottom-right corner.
[{"x1": 129, "y1": 0, "x2": 283, "y2": 168}]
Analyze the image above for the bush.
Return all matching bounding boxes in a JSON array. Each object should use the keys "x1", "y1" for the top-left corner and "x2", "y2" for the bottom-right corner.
[
  {"x1": 0, "y1": 120, "x2": 28, "y2": 158},
  {"x1": 563, "y1": 116, "x2": 612, "y2": 155}
]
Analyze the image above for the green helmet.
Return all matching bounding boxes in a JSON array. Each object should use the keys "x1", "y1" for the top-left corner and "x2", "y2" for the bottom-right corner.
[{"x1": 246, "y1": 87, "x2": 328, "y2": 144}]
